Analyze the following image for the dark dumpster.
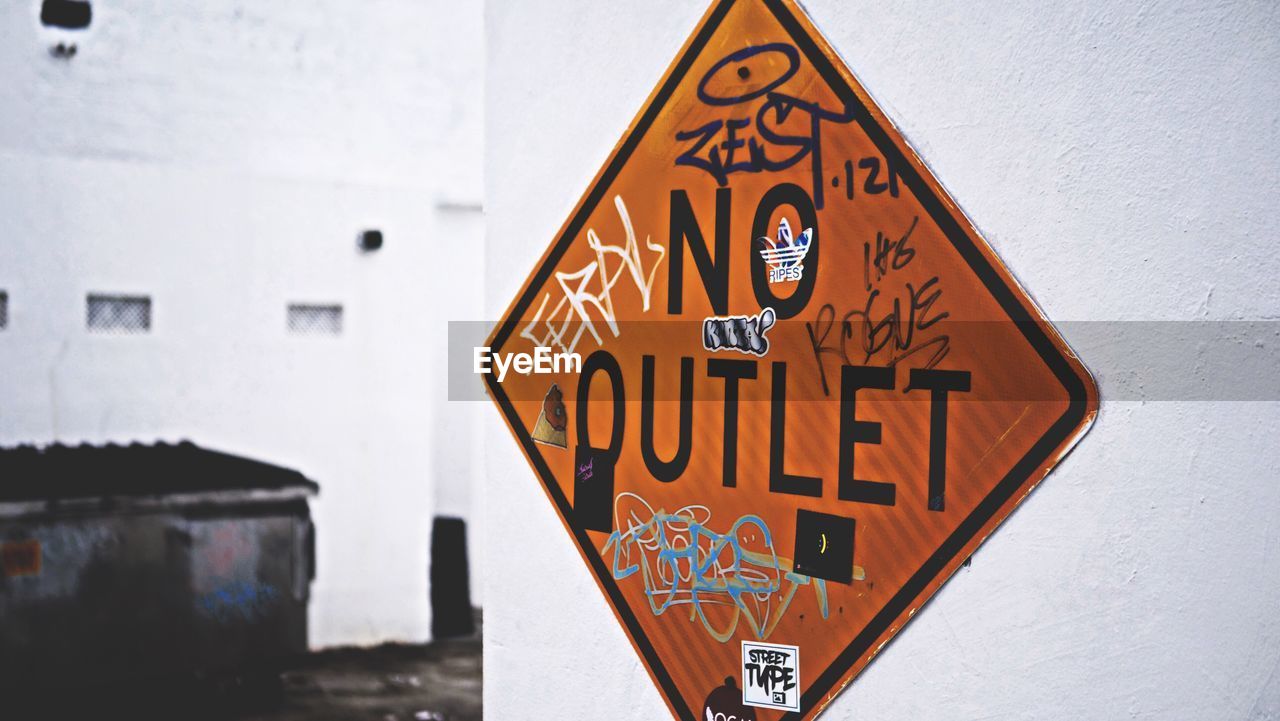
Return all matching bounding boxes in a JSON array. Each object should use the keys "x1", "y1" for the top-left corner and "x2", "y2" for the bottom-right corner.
[{"x1": 0, "y1": 441, "x2": 317, "y2": 686}]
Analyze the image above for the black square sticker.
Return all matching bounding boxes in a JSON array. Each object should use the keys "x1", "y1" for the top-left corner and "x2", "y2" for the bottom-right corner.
[
  {"x1": 573, "y1": 447, "x2": 615, "y2": 533},
  {"x1": 793, "y1": 509, "x2": 856, "y2": 584}
]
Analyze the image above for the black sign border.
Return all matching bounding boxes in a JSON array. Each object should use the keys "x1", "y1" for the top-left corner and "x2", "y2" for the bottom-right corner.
[{"x1": 485, "y1": 1, "x2": 1091, "y2": 718}]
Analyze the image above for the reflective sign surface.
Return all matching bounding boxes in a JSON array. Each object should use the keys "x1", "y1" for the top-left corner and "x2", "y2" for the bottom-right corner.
[{"x1": 486, "y1": 1, "x2": 1098, "y2": 718}]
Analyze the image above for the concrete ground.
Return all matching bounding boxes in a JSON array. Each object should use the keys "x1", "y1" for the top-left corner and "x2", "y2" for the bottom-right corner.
[
  {"x1": 239, "y1": 636, "x2": 482, "y2": 721},
  {"x1": 8, "y1": 634, "x2": 481, "y2": 721}
]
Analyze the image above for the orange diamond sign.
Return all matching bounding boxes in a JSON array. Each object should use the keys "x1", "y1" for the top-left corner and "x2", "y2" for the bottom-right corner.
[{"x1": 484, "y1": 0, "x2": 1098, "y2": 718}]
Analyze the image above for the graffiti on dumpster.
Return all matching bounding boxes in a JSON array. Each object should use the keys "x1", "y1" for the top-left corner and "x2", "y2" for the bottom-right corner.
[{"x1": 198, "y1": 580, "x2": 280, "y2": 623}]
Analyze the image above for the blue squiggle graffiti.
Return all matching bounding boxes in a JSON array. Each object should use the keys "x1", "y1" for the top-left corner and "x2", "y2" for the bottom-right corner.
[{"x1": 603, "y1": 493, "x2": 828, "y2": 643}]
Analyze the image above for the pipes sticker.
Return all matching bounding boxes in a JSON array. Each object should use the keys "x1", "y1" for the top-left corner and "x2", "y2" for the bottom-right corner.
[{"x1": 758, "y1": 217, "x2": 812, "y2": 284}]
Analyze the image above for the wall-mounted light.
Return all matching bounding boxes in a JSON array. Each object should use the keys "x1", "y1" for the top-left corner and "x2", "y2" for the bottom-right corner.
[
  {"x1": 357, "y1": 229, "x2": 383, "y2": 253},
  {"x1": 40, "y1": 0, "x2": 91, "y2": 30},
  {"x1": 41, "y1": 0, "x2": 91, "y2": 60}
]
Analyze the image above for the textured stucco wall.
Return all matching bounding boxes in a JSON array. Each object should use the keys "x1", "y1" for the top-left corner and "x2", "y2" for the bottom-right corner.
[
  {"x1": 0, "y1": 0, "x2": 484, "y2": 647},
  {"x1": 484, "y1": 1, "x2": 1280, "y2": 718}
]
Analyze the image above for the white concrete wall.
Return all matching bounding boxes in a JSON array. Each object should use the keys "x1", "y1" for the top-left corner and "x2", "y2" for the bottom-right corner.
[
  {"x1": 0, "y1": 0, "x2": 484, "y2": 647},
  {"x1": 484, "y1": 1, "x2": 1280, "y2": 719}
]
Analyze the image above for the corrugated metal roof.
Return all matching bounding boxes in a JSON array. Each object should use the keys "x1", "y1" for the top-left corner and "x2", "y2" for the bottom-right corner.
[{"x1": 0, "y1": 441, "x2": 318, "y2": 502}]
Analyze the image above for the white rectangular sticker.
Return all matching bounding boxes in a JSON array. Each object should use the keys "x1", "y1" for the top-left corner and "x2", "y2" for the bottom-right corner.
[{"x1": 741, "y1": 640, "x2": 800, "y2": 712}]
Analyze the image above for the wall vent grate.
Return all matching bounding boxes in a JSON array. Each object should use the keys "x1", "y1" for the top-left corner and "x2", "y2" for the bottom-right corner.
[
  {"x1": 287, "y1": 303, "x2": 343, "y2": 336},
  {"x1": 87, "y1": 294, "x2": 151, "y2": 333}
]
